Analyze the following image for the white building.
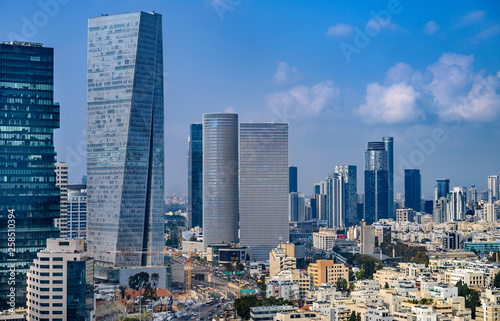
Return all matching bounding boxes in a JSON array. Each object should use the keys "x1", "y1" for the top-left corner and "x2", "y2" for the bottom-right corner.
[
  {"x1": 67, "y1": 184, "x2": 87, "y2": 239},
  {"x1": 447, "y1": 187, "x2": 466, "y2": 221},
  {"x1": 26, "y1": 239, "x2": 93, "y2": 321},
  {"x1": 429, "y1": 285, "x2": 458, "y2": 299},
  {"x1": 445, "y1": 269, "x2": 484, "y2": 287},
  {"x1": 55, "y1": 162, "x2": 68, "y2": 238},
  {"x1": 313, "y1": 229, "x2": 338, "y2": 250},
  {"x1": 266, "y1": 280, "x2": 299, "y2": 300},
  {"x1": 364, "y1": 307, "x2": 393, "y2": 321}
]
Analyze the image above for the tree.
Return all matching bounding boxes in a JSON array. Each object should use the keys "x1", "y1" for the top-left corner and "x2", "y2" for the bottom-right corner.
[
  {"x1": 348, "y1": 311, "x2": 356, "y2": 321},
  {"x1": 494, "y1": 271, "x2": 500, "y2": 288},
  {"x1": 466, "y1": 289, "x2": 481, "y2": 319},
  {"x1": 119, "y1": 285, "x2": 128, "y2": 299},
  {"x1": 384, "y1": 282, "x2": 389, "y2": 289},
  {"x1": 348, "y1": 269, "x2": 355, "y2": 282},
  {"x1": 412, "y1": 251, "x2": 429, "y2": 266},
  {"x1": 356, "y1": 270, "x2": 365, "y2": 280},
  {"x1": 129, "y1": 272, "x2": 151, "y2": 310},
  {"x1": 234, "y1": 295, "x2": 294, "y2": 320}
]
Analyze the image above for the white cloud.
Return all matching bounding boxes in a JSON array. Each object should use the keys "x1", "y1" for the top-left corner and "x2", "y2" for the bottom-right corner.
[
  {"x1": 424, "y1": 21, "x2": 440, "y2": 36},
  {"x1": 472, "y1": 24, "x2": 500, "y2": 43},
  {"x1": 386, "y1": 62, "x2": 414, "y2": 84},
  {"x1": 326, "y1": 23, "x2": 354, "y2": 37},
  {"x1": 427, "y1": 53, "x2": 474, "y2": 106},
  {"x1": 224, "y1": 107, "x2": 235, "y2": 113},
  {"x1": 357, "y1": 52, "x2": 500, "y2": 123},
  {"x1": 458, "y1": 10, "x2": 486, "y2": 26},
  {"x1": 357, "y1": 82, "x2": 421, "y2": 124},
  {"x1": 272, "y1": 61, "x2": 302, "y2": 85},
  {"x1": 266, "y1": 80, "x2": 339, "y2": 120}
]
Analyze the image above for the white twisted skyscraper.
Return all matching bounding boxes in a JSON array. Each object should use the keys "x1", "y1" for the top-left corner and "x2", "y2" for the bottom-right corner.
[{"x1": 87, "y1": 12, "x2": 164, "y2": 267}]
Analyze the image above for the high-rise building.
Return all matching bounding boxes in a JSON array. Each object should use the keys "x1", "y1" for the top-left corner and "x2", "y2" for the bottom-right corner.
[
  {"x1": 0, "y1": 41, "x2": 61, "y2": 310},
  {"x1": 55, "y1": 162, "x2": 68, "y2": 238},
  {"x1": 488, "y1": 175, "x2": 499, "y2": 203},
  {"x1": 334, "y1": 165, "x2": 357, "y2": 227},
  {"x1": 26, "y1": 239, "x2": 94, "y2": 321},
  {"x1": 326, "y1": 173, "x2": 344, "y2": 228},
  {"x1": 87, "y1": 12, "x2": 164, "y2": 267},
  {"x1": 468, "y1": 185, "x2": 477, "y2": 204},
  {"x1": 311, "y1": 194, "x2": 326, "y2": 221},
  {"x1": 364, "y1": 142, "x2": 389, "y2": 224},
  {"x1": 289, "y1": 166, "x2": 298, "y2": 193},
  {"x1": 447, "y1": 187, "x2": 467, "y2": 221},
  {"x1": 202, "y1": 113, "x2": 239, "y2": 247},
  {"x1": 239, "y1": 122, "x2": 289, "y2": 261},
  {"x1": 289, "y1": 192, "x2": 305, "y2": 222},
  {"x1": 314, "y1": 183, "x2": 321, "y2": 195},
  {"x1": 382, "y1": 137, "x2": 394, "y2": 219},
  {"x1": 404, "y1": 169, "x2": 421, "y2": 212},
  {"x1": 188, "y1": 124, "x2": 203, "y2": 228},
  {"x1": 67, "y1": 184, "x2": 87, "y2": 239},
  {"x1": 435, "y1": 179, "x2": 450, "y2": 200}
]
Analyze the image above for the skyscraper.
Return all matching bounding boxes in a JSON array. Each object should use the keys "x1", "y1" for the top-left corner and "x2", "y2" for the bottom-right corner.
[
  {"x1": 55, "y1": 162, "x2": 68, "y2": 238},
  {"x1": 87, "y1": 12, "x2": 164, "y2": 267},
  {"x1": 404, "y1": 169, "x2": 421, "y2": 212},
  {"x1": 326, "y1": 173, "x2": 344, "y2": 228},
  {"x1": 0, "y1": 41, "x2": 61, "y2": 310},
  {"x1": 447, "y1": 187, "x2": 466, "y2": 221},
  {"x1": 67, "y1": 184, "x2": 87, "y2": 239},
  {"x1": 289, "y1": 192, "x2": 305, "y2": 222},
  {"x1": 334, "y1": 165, "x2": 357, "y2": 227},
  {"x1": 488, "y1": 175, "x2": 499, "y2": 203},
  {"x1": 364, "y1": 142, "x2": 389, "y2": 224},
  {"x1": 239, "y1": 123, "x2": 289, "y2": 260},
  {"x1": 188, "y1": 124, "x2": 203, "y2": 228},
  {"x1": 382, "y1": 137, "x2": 394, "y2": 219},
  {"x1": 289, "y1": 166, "x2": 298, "y2": 193},
  {"x1": 435, "y1": 179, "x2": 450, "y2": 200},
  {"x1": 202, "y1": 113, "x2": 239, "y2": 247}
]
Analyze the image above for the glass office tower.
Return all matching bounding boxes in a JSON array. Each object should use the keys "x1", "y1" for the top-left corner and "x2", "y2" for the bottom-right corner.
[
  {"x1": 289, "y1": 166, "x2": 298, "y2": 193},
  {"x1": 87, "y1": 12, "x2": 164, "y2": 267},
  {"x1": 335, "y1": 165, "x2": 357, "y2": 227},
  {"x1": 382, "y1": 137, "x2": 394, "y2": 219},
  {"x1": 404, "y1": 169, "x2": 421, "y2": 212},
  {"x1": 0, "y1": 41, "x2": 60, "y2": 310},
  {"x1": 240, "y1": 123, "x2": 289, "y2": 261},
  {"x1": 364, "y1": 142, "x2": 389, "y2": 224},
  {"x1": 188, "y1": 124, "x2": 203, "y2": 228},
  {"x1": 202, "y1": 113, "x2": 239, "y2": 248}
]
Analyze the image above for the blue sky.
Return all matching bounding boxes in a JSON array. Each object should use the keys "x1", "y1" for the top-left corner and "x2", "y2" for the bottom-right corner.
[{"x1": 2, "y1": 0, "x2": 499, "y2": 198}]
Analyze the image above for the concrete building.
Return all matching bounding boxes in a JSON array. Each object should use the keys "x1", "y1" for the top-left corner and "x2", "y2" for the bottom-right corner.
[
  {"x1": 26, "y1": 239, "x2": 93, "y2": 321},
  {"x1": 55, "y1": 162, "x2": 68, "y2": 238},
  {"x1": 488, "y1": 175, "x2": 499, "y2": 203},
  {"x1": 313, "y1": 229, "x2": 339, "y2": 250},
  {"x1": 396, "y1": 208, "x2": 415, "y2": 223},
  {"x1": 447, "y1": 187, "x2": 467, "y2": 221},
  {"x1": 364, "y1": 307, "x2": 393, "y2": 321},
  {"x1": 269, "y1": 248, "x2": 296, "y2": 277},
  {"x1": 445, "y1": 269, "x2": 484, "y2": 287},
  {"x1": 266, "y1": 280, "x2": 299, "y2": 301},
  {"x1": 202, "y1": 113, "x2": 239, "y2": 248},
  {"x1": 307, "y1": 260, "x2": 349, "y2": 286},
  {"x1": 250, "y1": 305, "x2": 296, "y2": 321},
  {"x1": 360, "y1": 220, "x2": 375, "y2": 255},
  {"x1": 274, "y1": 312, "x2": 327, "y2": 321},
  {"x1": 476, "y1": 302, "x2": 500, "y2": 321},
  {"x1": 240, "y1": 122, "x2": 289, "y2": 260},
  {"x1": 67, "y1": 184, "x2": 87, "y2": 239}
]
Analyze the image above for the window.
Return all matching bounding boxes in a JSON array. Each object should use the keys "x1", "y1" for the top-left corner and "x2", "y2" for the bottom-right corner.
[
  {"x1": 59, "y1": 241, "x2": 69, "y2": 246},
  {"x1": 40, "y1": 272, "x2": 49, "y2": 277},
  {"x1": 52, "y1": 311, "x2": 63, "y2": 315},
  {"x1": 53, "y1": 265, "x2": 63, "y2": 269},
  {"x1": 53, "y1": 303, "x2": 63, "y2": 307},
  {"x1": 40, "y1": 265, "x2": 50, "y2": 269},
  {"x1": 40, "y1": 280, "x2": 49, "y2": 284},
  {"x1": 53, "y1": 272, "x2": 63, "y2": 276},
  {"x1": 40, "y1": 257, "x2": 50, "y2": 261},
  {"x1": 53, "y1": 288, "x2": 63, "y2": 292},
  {"x1": 40, "y1": 295, "x2": 49, "y2": 300},
  {"x1": 53, "y1": 280, "x2": 63, "y2": 284},
  {"x1": 53, "y1": 295, "x2": 63, "y2": 299},
  {"x1": 53, "y1": 257, "x2": 63, "y2": 261}
]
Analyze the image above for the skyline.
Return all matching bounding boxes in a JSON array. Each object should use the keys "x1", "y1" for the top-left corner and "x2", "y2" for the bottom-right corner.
[{"x1": 1, "y1": 1, "x2": 499, "y2": 198}]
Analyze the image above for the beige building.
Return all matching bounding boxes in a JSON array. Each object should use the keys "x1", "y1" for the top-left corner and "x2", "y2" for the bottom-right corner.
[
  {"x1": 274, "y1": 312, "x2": 328, "y2": 321},
  {"x1": 396, "y1": 208, "x2": 415, "y2": 223},
  {"x1": 373, "y1": 267, "x2": 400, "y2": 287},
  {"x1": 269, "y1": 246, "x2": 296, "y2": 277},
  {"x1": 360, "y1": 220, "x2": 375, "y2": 255},
  {"x1": 444, "y1": 269, "x2": 484, "y2": 287},
  {"x1": 476, "y1": 302, "x2": 500, "y2": 321},
  {"x1": 307, "y1": 260, "x2": 349, "y2": 286},
  {"x1": 55, "y1": 162, "x2": 68, "y2": 238},
  {"x1": 26, "y1": 239, "x2": 93, "y2": 321},
  {"x1": 313, "y1": 229, "x2": 338, "y2": 250}
]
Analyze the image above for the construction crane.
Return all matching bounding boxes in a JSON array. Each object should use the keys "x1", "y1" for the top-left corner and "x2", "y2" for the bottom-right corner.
[{"x1": 186, "y1": 243, "x2": 194, "y2": 299}]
